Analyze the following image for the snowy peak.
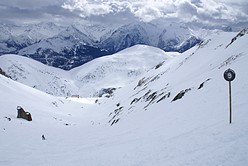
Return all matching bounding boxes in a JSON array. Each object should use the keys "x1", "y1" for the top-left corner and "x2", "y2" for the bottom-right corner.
[
  {"x1": 17, "y1": 25, "x2": 110, "y2": 70},
  {"x1": 100, "y1": 23, "x2": 150, "y2": 52},
  {"x1": 100, "y1": 22, "x2": 201, "y2": 54},
  {"x1": 73, "y1": 22, "x2": 117, "y2": 41},
  {"x1": 157, "y1": 23, "x2": 201, "y2": 52},
  {"x1": 0, "y1": 21, "x2": 204, "y2": 70},
  {"x1": 57, "y1": 26, "x2": 93, "y2": 44},
  {"x1": 0, "y1": 22, "x2": 65, "y2": 55}
]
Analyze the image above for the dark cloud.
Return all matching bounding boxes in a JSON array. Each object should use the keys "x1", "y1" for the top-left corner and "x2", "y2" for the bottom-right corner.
[
  {"x1": 0, "y1": 0, "x2": 247, "y2": 27},
  {"x1": 0, "y1": 0, "x2": 64, "y2": 9},
  {"x1": 0, "y1": 1, "x2": 79, "y2": 24}
]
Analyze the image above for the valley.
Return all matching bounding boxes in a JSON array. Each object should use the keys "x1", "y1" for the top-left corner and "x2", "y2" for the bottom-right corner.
[{"x1": 1, "y1": 29, "x2": 248, "y2": 166}]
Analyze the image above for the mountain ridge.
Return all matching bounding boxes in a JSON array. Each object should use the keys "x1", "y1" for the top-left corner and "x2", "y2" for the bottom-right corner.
[
  {"x1": 0, "y1": 21, "x2": 210, "y2": 70},
  {"x1": 0, "y1": 44, "x2": 176, "y2": 97}
]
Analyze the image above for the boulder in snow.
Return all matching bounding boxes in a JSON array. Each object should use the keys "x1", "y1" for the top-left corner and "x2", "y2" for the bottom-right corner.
[{"x1": 17, "y1": 106, "x2": 32, "y2": 121}]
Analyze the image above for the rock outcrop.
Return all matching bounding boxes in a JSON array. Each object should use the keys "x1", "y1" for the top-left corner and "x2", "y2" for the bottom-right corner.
[{"x1": 17, "y1": 106, "x2": 32, "y2": 121}]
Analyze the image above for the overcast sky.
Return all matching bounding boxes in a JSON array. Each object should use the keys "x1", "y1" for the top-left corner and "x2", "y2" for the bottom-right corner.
[{"x1": 0, "y1": 0, "x2": 247, "y2": 26}]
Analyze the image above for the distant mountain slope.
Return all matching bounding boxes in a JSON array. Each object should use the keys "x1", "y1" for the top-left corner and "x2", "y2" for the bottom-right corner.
[
  {"x1": 0, "y1": 22, "x2": 65, "y2": 54},
  {"x1": 0, "y1": 45, "x2": 176, "y2": 97},
  {"x1": 17, "y1": 26, "x2": 110, "y2": 70},
  {"x1": 0, "y1": 22, "x2": 203, "y2": 70},
  {"x1": 0, "y1": 54, "x2": 78, "y2": 96},
  {"x1": 69, "y1": 45, "x2": 178, "y2": 97}
]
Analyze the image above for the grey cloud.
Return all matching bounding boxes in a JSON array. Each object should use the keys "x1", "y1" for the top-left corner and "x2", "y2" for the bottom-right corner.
[
  {"x1": 190, "y1": 0, "x2": 203, "y2": 7},
  {"x1": 0, "y1": 5, "x2": 40, "y2": 19},
  {"x1": 0, "y1": 2, "x2": 79, "y2": 24},
  {"x1": 0, "y1": 0, "x2": 64, "y2": 9},
  {"x1": 62, "y1": 0, "x2": 248, "y2": 24},
  {"x1": 85, "y1": 10, "x2": 137, "y2": 24},
  {"x1": 175, "y1": 0, "x2": 248, "y2": 25},
  {"x1": 0, "y1": 0, "x2": 247, "y2": 27},
  {"x1": 177, "y1": 1, "x2": 198, "y2": 18}
]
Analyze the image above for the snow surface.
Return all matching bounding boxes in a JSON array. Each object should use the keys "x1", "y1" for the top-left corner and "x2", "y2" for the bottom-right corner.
[
  {"x1": 69, "y1": 45, "x2": 176, "y2": 97},
  {"x1": 0, "y1": 45, "x2": 175, "y2": 97},
  {"x1": 1, "y1": 29, "x2": 248, "y2": 166}
]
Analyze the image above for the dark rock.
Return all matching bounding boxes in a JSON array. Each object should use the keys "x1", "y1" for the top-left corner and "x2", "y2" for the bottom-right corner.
[
  {"x1": 111, "y1": 118, "x2": 120, "y2": 126},
  {"x1": 155, "y1": 61, "x2": 164, "y2": 69},
  {"x1": 146, "y1": 92, "x2": 157, "y2": 102},
  {"x1": 130, "y1": 98, "x2": 141, "y2": 105},
  {"x1": 98, "y1": 88, "x2": 116, "y2": 97},
  {"x1": 198, "y1": 83, "x2": 204, "y2": 90},
  {"x1": 198, "y1": 78, "x2": 211, "y2": 89},
  {"x1": 172, "y1": 90, "x2": 185, "y2": 102},
  {"x1": 157, "y1": 92, "x2": 171, "y2": 103},
  {"x1": 17, "y1": 106, "x2": 32, "y2": 121},
  {"x1": 172, "y1": 88, "x2": 191, "y2": 102},
  {"x1": 226, "y1": 28, "x2": 248, "y2": 48},
  {"x1": 0, "y1": 68, "x2": 11, "y2": 78},
  {"x1": 4, "y1": 116, "x2": 11, "y2": 121}
]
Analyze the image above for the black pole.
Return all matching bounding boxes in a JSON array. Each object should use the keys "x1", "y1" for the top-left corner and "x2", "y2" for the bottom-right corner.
[
  {"x1": 224, "y1": 68, "x2": 235, "y2": 124},
  {"x1": 229, "y1": 81, "x2": 232, "y2": 124}
]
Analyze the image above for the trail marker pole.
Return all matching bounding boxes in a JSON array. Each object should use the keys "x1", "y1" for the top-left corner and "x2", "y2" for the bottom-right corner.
[
  {"x1": 223, "y1": 69, "x2": 236, "y2": 124},
  {"x1": 228, "y1": 81, "x2": 232, "y2": 124}
]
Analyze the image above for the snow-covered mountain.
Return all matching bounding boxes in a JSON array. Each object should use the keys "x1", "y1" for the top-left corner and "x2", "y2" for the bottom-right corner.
[
  {"x1": 17, "y1": 26, "x2": 110, "y2": 70},
  {"x1": 0, "y1": 28, "x2": 248, "y2": 166},
  {"x1": 102, "y1": 28, "x2": 248, "y2": 125},
  {"x1": 101, "y1": 22, "x2": 202, "y2": 53},
  {"x1": 0, "y1": 45, "x2": 175, "y2": 97},
  {"x1": 0, "y1": 21, "x2": 205, "y2": 70},
  {"x1": 100, "y1": 23, "x2": 150, "y2": 53},
  {"x1": 0, "y1": 22, "x2": 65, "y2": 54},
  {"x1": 70, "y1": 45, "x2": 177, "y2": 97},
  {"x1": 0, "y1": 54, "x2": 78, "y2": 96}
]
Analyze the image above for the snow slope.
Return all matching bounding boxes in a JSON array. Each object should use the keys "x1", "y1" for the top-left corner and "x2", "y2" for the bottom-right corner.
[
  {"x1": 1, "y1": 29, "x2": 248, "y2": 166},
  {"x1": 0, "y1": 45, "x2": 175, "y2": 97},
  {"x1": 0, "y1": 54, "x2": 78, "y2": 96},
  {"x1": 102, "y1": 29, "x2": 248, "y2": 126},
  {"x1": 69, "y1": 45, "x2": 177, "y2": 97},
  {"x1": 0, "y1": 74, "x2": 105, "y2": 165},
  {"x1": 96, "y1": 29, "x2": 248, "y2": 165}
]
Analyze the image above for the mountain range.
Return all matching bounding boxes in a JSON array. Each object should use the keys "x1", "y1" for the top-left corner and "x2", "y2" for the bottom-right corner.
[{"x1": 0, "y1": 21, "x2": 210, "y2": 70}]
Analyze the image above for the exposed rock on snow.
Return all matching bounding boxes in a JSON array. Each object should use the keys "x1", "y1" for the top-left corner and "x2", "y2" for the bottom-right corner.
[
  {"x1": 17, "y1": 106, "x2": 32, "y2": 121},
  {"x1": 0, "y1": 68, "x2": 10, "y2": 78},
  {"x1": 226, "y1": 28, "x2": 248, "y2": 48}
]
